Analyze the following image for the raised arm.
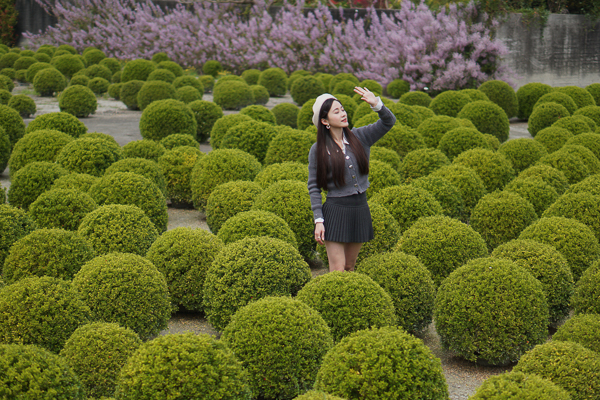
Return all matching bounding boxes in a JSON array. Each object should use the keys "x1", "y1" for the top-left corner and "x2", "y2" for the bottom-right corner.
[
  {"x1": 352, "y1": 87, "x2": 396, "y2": 147},
  {"x1": 307, "y1": 143, "x2": 324, "y2": 223}
]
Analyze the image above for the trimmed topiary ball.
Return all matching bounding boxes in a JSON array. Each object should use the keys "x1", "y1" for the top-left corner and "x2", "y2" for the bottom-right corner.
[
  {"x1": 332, "y1": 80, "x2": 356, "y2": 97},
  {"x1": 561, "y1": 143, "x2": 600, "y2": 174},
  {"x1": 77, "y1": 204, "x2": 158, "y2": 256},
  {"x1": 7, "y1": 161, "x2": 67, "y2": 210},
  {"x1": 556, "y1": 85, "x2": 596, "y2": 109},
  {"x1": 528, "y1": 102, "x2": 571, "y2": 137},
  {"x1": 105, "y1": 157, "x2": 166, "y2": 195},
  {"x1": 468, "y1": 371, "x2": 571, "y2": 400},
  {"x1": 453, "y1": 148, "x2": 515, "y2": 192},
  {"x1": 0, "y1": 104, "x2": 26, "y2": 145},
  {"x1": 213, "y1": 80, "x2": 254, "y2": 110},
  {"x1": 176, "y1": 85, "x2": 203, "y2": 104},
  {"x1": 203, "y1": 237, "x2": 311, "y2": 331},
  {"x1": 516, "y1": 82, "x2": 554, "y2": 120},
  {"x1": 513, "y1": 341, "x2": 600, "y2": 400},
  {"x1": 217, "y1": 209, "x2": 297, "y2": 248},
  {"x1": 107, "y1": 82, "x2": 122, "y2": 99},
  {"x1": 50, "y1": 54, "x2": 85, "y2": 79},
  {"x1": 257, "y1": 68, "x2": 287, "y2": 97},
  {"x1": 26, "y1": 61, "x2": 52, "y2": 83},
  {"x1": 504, "y1": 177, "x2": 558, "y2": 216},
  {"x1": 239, "y1": 104, "x2": 276, "y2": 125},
  {"x1": 435, "y1": 257, "x2": 549, "y2": 365},
  {"x1": 210, "y1": 114, "x2": 253, "y2": 149},
  {"x1": 457, "y1": 100, "x2": 510, "y2": 143},
  {"x1": 0, "y1": 343, "x2": 85, "y2": 398},
  {"x1": 120, "y1": 79, "x2": 144, "y2": 110},
  {"x1": 365, "y1": 159, "x2": 401, "y2": 198},
  {"x1": 60, "y1": 322, "x2": 141, "y2": 398},
  {"x1": 534, "y1": 126, "x2": 573, "y2": 153},
  {"x1": 221, "y1": 120, "x2": 277, "y2": 163},
  {"x1": 173, "y1": 75, "x2": 204, "y2": 92},
  {"x1": 136, "y1": 80, "x2": 176, "y2": 111},
  {"x1": 429, "y1": 90, "x2": 471, "y2": 118},
  {"x1": 56, "y1": 137, "x2": 122, "y2": 176},
  {"x1": 537, "y1": 148, "x2": 590, "y2": 184},
  {"x1": 272, "y1": 102, "x2": 299, "y2": 128},
  {"x1": 8, "y1": 129, "x2": 73, "y2": 174},
  {"x1": 356, "y1": 251, "x2": 435, "y2": 334},
  {"x1": 83, "y1": 49, "x2": 105, "y2": 65},
  {"x1": 0, "y1": 89, "x2": 10, "y2": 105},
  {"x1": 72, "y1": 252, "x2": 170, "y2": 340},
  {"x1": 7, "y1": 93, "x2": 36, "y2": 117},
  {"x1": 470, "y1": 191, "x2": 537, "y2": 250},
  {"x1": 572, "y1": 259, "x2": 600, "y2": 314},
  {"x1": 123, "y1": 139, "x2": 166, "y2": 162},
  {"x1": 0, "y1": 276, "x2": 90, "y2": 352},
  {"x1": 158, "y1": 146, "x2": 204, "y2": 205},
  {"x1": 99, "y1": 57, "x2": 120, "y2": 74},
  {"x1": 205, "y1": 180, "x2": 263, "y2": 234},
  {"x1": 293, "y1": 391, "x2": 345, "y2": 400},
  {"x1": 87, "y1": 76, "x2": 109, "y2": 95},
  {"x1": 139, "y1": 98, "x2": 197, "y2": 141},
  {"x1": 80, "y1": 64, "x2": 112, "y2": 81},
  {"x1": 314, "y1": 326, "x2": 448, "y2": 400},
  {"x1": 147, "y1": 68, "x2": 176, "y2": 84},
  {"x1": 586, "y1": 83, "x2": 600, "y2": 105},
  {"x1": 121, "y1": 59, "x2": 155, "y2": 82},
  {"x1": 567, "y1": 173, "x2": 600, "y2": 195},
  {"x1": 241, "y1": 68, "x2": 261, "y2": 85},
  {"x1": 155, "y1": 60, "x2": 182, "y2": 77},
  {"x1": 459, "y1": 88, "x2": 490, "y2": 102},
  {"x1": 146, "y1": 227, "x2": 223, "y2": 312},
  {"x1": 390, "y1": 102, "x2": 422, "y2": 129},
  {"x1": 437, "y1": 127, "x2": 489, "y2": 160},
  {"x1": 566, "y1": 133, "x2": 600, "y2": 161},
  {"x1": 264, "y1": 127, "x2": 314, "y2": 165},
  {"x1": 160, "y1": 133, "x2": 198, "y2": 151},
  {"x1": 431, "y1": 163, "x2": 486, "y2": 216},
  {"x1": 222, "y1": 296, "x2": 333, "y2": 400},
  {"x1": 187, "y1": 100, "x2": 223, "y2": 142},
  {"x1": 543, "y1": 192, "x2": 600, "y2": 241},
  {"x1": 518, "y1": 164, "x2": 569, "y2": 194},
  {"x1": 58, "y1": 84, "x2": 98, "y2": 117},
  {"x1": 491, "y1": 239, "x2": 573, "y2": 324},
  {"x1": 498, "y1": 138, "x2": 547, "y2": 172},
  {"x1": 417, "y1": 115, "x2": 461, "y2": 148},
  {"x1": 26, "y1": 111, "x2": 87, "y2": 138},
  {"x1": 534, "y1": 91, "x2": 578, "y2": 116},
  {"x1": 373, "y1": 124, "x2": 425, "y2": 158},
  {"x1": 291, "y1": 75, "x2": 325, "y2": 106},
  {"x1": 115, "y1": 332, "x2": 251, "y2": 400},
  {"x1": 478, "y1": 80, "x2": 518, "y2": 118},
  {"x1": 553, "y1": 314, "x2": 600, "y2": 353},
  {"x1": 519, "y1": 216, "x2": 600, "y2": 280},
  {"x1": 254, "y1": 161, "x2": 308, "y2": 189},
  {"x1": 399, "y1": 90, "x2": 431, "y2": 107},
  {"x1": 89, "y1": 171, "x2": 168, "y2": 232},
  {"x1": 202, "y1": 60, "x2": 223, "y2": 77},
  {"x1": 13, "y1": 56, "x2": 37, "y2": 72},
  {"x1": 399, "y1": 148, "x2": 450, "y2": 182},
  {"x1": 552, "y1": 115, "x2": 594, "y2": 135},
  {"x1": 29, "y1": 188, "x2": 97, "y2": 230},
  {"x1": 411, "y1": 175, "x2": 464, "y2": 218},
  {"x1": 370, "y1": 146, "x2": 401, "y2": 171},
  {"x1": 0, "y1": 205, "x2": 36, "y2": 267},
  {"x1": 385, "y1": 78, "x2": 410, "y2": 98}
]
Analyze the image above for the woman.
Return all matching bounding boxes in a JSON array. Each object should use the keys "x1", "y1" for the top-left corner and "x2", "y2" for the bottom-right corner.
[{"x1": 307, "y1": 87, "x2": 396, "y2": 272}]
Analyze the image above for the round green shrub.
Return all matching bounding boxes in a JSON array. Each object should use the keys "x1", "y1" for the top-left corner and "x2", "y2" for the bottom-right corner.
[
  {"x1": 187, "y1": 99, "x2": 223, "y2": 142},
  {"x1": 116, "y1": 332, "x2": 251, "y2": 400},
  {"x1": 217, "y1": 209, "x2": 297, "y2": 249},
  {"x1": 0, "y1": 343, "x2": 85, "y2": 398},
  {"x1": 210, "y1": 114, "x2": 253, "y2": 149},
  {"x1": 534, "y1": 92, "x2": 578, "y2": 115},
  {"x1": 296, "y1": 98, "x2": 316, "y2": 130},
  {"x1": 534, "y1": 126, "x2": 573, "y2": 153},
  {"x1": 373, "y1": 124, "x2": 425, "y2": 158},
  {"x1": 459, "y1": 88, "x2": 489, "y2": 102},
  {"x1": 431, "y1": 163, "x2": 486, "y2": 216},
  {"x1": 26, "y1": 112, "x2": 86, "y2": 140},
  {"x1": 491, "y1": 239, "x2": 573, "y2": 324},
  {"x1": 136, "y1": 80, "x2": 175, "y2": 111},
  {"x1": 99, "y1": 57, "x2": 120, "y2": 74},
  {"x1": 254, "y1": 161, "x2": 308, "y2": 189},
  {"x1": 241, "y1": 68, "x2": 261, "y2": 85},
  {"x1": 7, "y1": 161, "x2": 68, "y2": 210},
  {"x1": 28, "y1": 188, "x2": 97, "y2": 231},
  {"x1": 105, "y1": 157, "x2": 166, "y2": 195},
  {"x1": 50, "y1": 173, "x2": 98, "y2": 193},
  {"x1": 58, "y1": 84, "x2": 97, "y2": 117},
  {"x1": 213, "y1": 80, "x2": 254, "y2": 110},
  {"x1": 358, "y1": 79, "x2": 382, "y2": 95},
  {"x1": 468, "y1": 371, "x2": 571, "y2": 400},
  {"x1": 314, "y1": 326, "x2": 448, "y2": 400},
  {"x1": 72, "y1": 252, "x2": 170, "y2": 339},
  {"x1": 356, "y1": 251, "x2": 435, "y2": 334},
  {"x1": 326, "y1": 73, "x2": 357, "y2": 93},
  {"x1": 296, "y1": 271, "x2": 396, "y2": 342},
  {"x1": 107, "y1": 82, "x2": 122, "y2": 99},
  {"x1": 556, "y1": 85, "x2": 596, "y2": 109},
  {"x1": 158, "y1": 146, "x2": 204, "y2": 205},
  {"x1": 32, "y1": 67, "x2": 66, "y2": 96},
  {"x1": 352, "y1": 97, "x2": 394, "y2": 124},
  {"x1": 8, "y1": 129, "x2": 72, "y2": 174},
  {"x1": 257, "y1": 67, "x2": 287, "y2": 97},
  {"x1": 586, "y1": 83, "x2": 600, "y2": 105},
  {"x1": 516, "y1": 82, "x2": 554, "y2": 120},
  {"x1": 385, "y1": 78, "x2": 410, "y2": 98},
  {"x1": 389, "y1": 102, "x2": 421, "y2": 129},
  {"x1": 160, "y1": 133, "x2": 198, "y2": 151},
  {"x1": 470, "y1": 191, "x2": 537, "y2": 250},
  {"x1": 0, "y1": 74, "x2": 13, "y2": 92},
  {"x1": 202, "y1": 60, "x2": 223, "y2": 77},
  {"x1": 573, "y1": 105, "x2": 600, "y2": 127},
  {"x1": 50, "y1": 54, "x2": 85, "y2": 79},
  {"x1": 249, "y1": 84, "x2": 269, "y2": 105},
  {"x1": 222, "y1": 296, "x2": 332, "y2": 400},
  {"x1": 0, "y1": 88, "x2": 10, "y2": 105},
  {"x1": 264, "y1": 127, "x2": 314, "y2": 165},
  {"x1": 518, "y1": 164, "x2": 569, "y2": 194},
  {"x1": 370, "y1": 146, "x2": 401, "y2": 171},
  {"x1": 543, "y1": 192, "x2": 600, "y2": 241},
  {"x1": 77, "y1": 204, "x2": 158, "y2": 256},
  {"x1": 365, "y1": 159, "x2": 401, "y2": 198},
  {"x1": 139, "y1": 98, "x2": 197, "y2": 140},
  {"x1": 56, "y1": 137, "x2": 121, "y2": 176},
  {"x1": 60, "y1": 322, "x2": 140, "y2": 399},
  {"x1": 290, "y1": 75, "x2": 325, "y2": 106},
  {"x1": 477, "y1": 80, "x2": 518, "y2": 118},
  {"x1": 0, "y1": 276, "x2": 91, "y2": 352},
  {"x1": 497, "y1": 138, "x2": 547, "y2": 173},
  {"x1": 332, "y1": 79, "x2": 356, "y2": 97},
  {"x1": 221, "y1": 120, "x2": 277, "y2": 162},
  {"x1": 429, "y1": 90, "x2": 471, "y2": 117},
  {"x1": 8, "y1": 94, "x2": 36, "y2": 117},
  {"x1": 56, "y1": 44, "x2": 76, "y2": 54},
  {"x1": 565, "y1": 133, "x2": 600, "y2": 164},
  {"x1": 560, "y1": 144, "x2": 600, "y2": 174},
  {"x1": 529, "y1": 102, "x2": 571, "y2": 137},
  {"x1": 121, "y1": 59, "x2": 155, "y2": 82},
  {"x1": 156, "y1": 60, "x2": 183, "y2": 77},
  {"x1": 504, "y1": 177, "x2": 558, "y2": 216},
  {"x1": 567, "y1": 173, "x2": 600, "y2": 195},
  {"x1": 214, "y1": 75, "x2": 248, "y2": 89},
  {"x1": 0, "y1": 52, "x2": 20, "y2": 68},
  {"x1": 176, "y1": 85, "x2": 202, "y2": 104},
  {"x1": 0, "y1": 67, "x2": 15, "y2": 80},
  {"x1": 112, "y1": 70, "x2": 122, "y2": 83},
  {"x1": 572, "y1": 114, "x2": 598, "y2": 131},
  {"x1": 25, "y1": 61, "x2": 52, "y2": 82},
  {"x1": 152, "y1": 52, "x2": 169, "y2": 63},
  {"x1": 81, "y1": 64, "x2": 112, "y2": 81},
  {"x1": 552, "y1": 314, "x2": 600, "y2": 353},
  {"x1": 15, "y1": 69, "x2": 27, "y2": 83},
  {"x1": 191, "y1": 148, "x2": 261, "y2": 209},
  {"x1": 238, "y1": 104, "x2": 275, "y2": 126},
  {"x1": 122, "y1": 139, "x2": 165, "y2": 162},
  {"x1": 537, "y1": 149, "x2": 590, "y2": 184},
  {"x1": 398, "y1": 148, "x2": 450, "y2": 182},
  {"x1": 572, "y1": 259, "x2": 600, "y2": 314},
  {"x1": 13, "y1": 56, "x2": 37, "y2": 71},
  {"x1": 519, "y1": 216, "x2": 600, "y2": 280},
  {"x1": 87, "y1": 77, "x2": 109, "y2": 95},
  {"x1": 0, "y1": 127, "x2": 7, "y2": 172},
  {"x1": 435, "y1": 257, "x2": 549, "y2": 365},
  {"x1": 513, "y1": 341, "x2": 600, "y2": 400},
  {"x1": 120, "y1": 79, "x2": 144, "y2": 110},
  {"x1": 0, "y1": 205, "x2": 36, "y2": 267},
  {"x1": 552, "y1": 115, "x2": 594, "y2": 135},
  {"x1": 203, "y1": 237, "x2": 311, "y2": 331},
  {"x1": 457, "y1": 100, "x2": 510, "y2": 143},
  {"x1": 437, "y1": 127, "x2": 489, "y2": 160},
  {"x1": 417, "y1": 115, "x2": 461, "y2": 148},
  {"x1": 146, "y1": 227, "x2": 223, "y2": 312},
  {"x1": 453, "y1": 148, "x2": 515, "y2": 192},
  {"x1": 205, "y1": 180, "x2": 262, "y2": 234},
  {"x1": 410, "y1": 104, "x2": 436, "y2": 122},
  {"x1": 198, "y1": 74, "x2": 215, "y2": 92},
  {"x1": 83, "y1": 49, "x2": 105, "y2": 65},
  {"x1": 411, "y1": 175, "x2": 465, "y2": 219},
  {"x1": 173, "y1": 75, "x2": 203, "y2": 92},
  {"x1": 89, "y1": 171, "x2": 167, "y2": 232},
  {"x1": 399, "y1": 91, "x2": 431, "y2": 107}
]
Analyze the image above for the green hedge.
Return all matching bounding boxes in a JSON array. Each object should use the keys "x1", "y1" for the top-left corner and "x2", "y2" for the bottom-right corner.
[
  {"x1": 417, "y1": 115, "x2": 461, "y2": 148},
  {"x1": 8, "y1": 94, "x2": 36, "y2": 117},
  {"x1": 457, "y1": 100, "x2": 510, "y2": 143},
  {"x1": 121, "y1": 59, "x2": 155, "y2": 82},
  {"x1": 534, "y1": 126, "x2": 573, "y2": 153},
  {"x1": 411, "y1": 175, "x2": 464, "y2": 219},
  {"x1": 250, "y1": 85, "x2": 269, "y2": 105},
  {"x1": 220, "y1": 120, "x2": 277, "y2": 163},
  {"x1": 574, "y1": 105, "x2": 600, "y2": 127},
  {"x1": 25, "y1": 112, "x2": 86, "y2": 138},
  {"x1": 122, "y1": 139, "x2": 166, "y2": 162},
  {"x1": 87, "y1": 77, "x2": 109, "y2": 95},
  {"x1": 390, "y1": 102, "x2": 422, "y2": 129},
  {"x1": 7, "y1": 161, "x2": 68, "y2": 210},
  {"x1": 29, "y1": 188, "x2": 97, "y2": 231},
  {"x1": 399, "y1": 91, "x2": 431, "y2": 107},
  {"x1": 453, "y1": 148, "x2": 515, "y2": 192},
  {"x1": 373, "y1": 125, "x2": 425, "y2": 158},
  {"x1": 213, "y1": 80, "x2": 254, "y2": 110},
  {"x1": 478, "y1": 80, "x2": 518, "y2": 118},
  {"x1": 497, "y1": 138, "x2": 548, "y2": 173},
  {"x1": 157, "y1": 146, "x2": 204, "y2": 206},
  {"x1": 437, "y1": 127, "x2": 489, "y2": 160},
  {"x1": 429, "y1": 90, "x2": 471, "y2": 117},
  {"x1": 136, "y1": 80, "x2": 175, "y2": 111},
  {"x1": 205, "y1": 180, "x2": 263, "y2": 234},
  {"x1": 203, "y1": 60, "x2": 223, "y2": 77},
  {"x1": 56, "y1": 137, "x2": 122, "y2": 177},
  {"x1": 272, "y1": 102, "x2": 299, "y2": 128},
  {"x1": 370, "y1": 146, "x2": 401, "y2": 171},
  {"x1": 120, "y1": 80, "x2": 144, "y2": 110},
  {"x1": 516, "y1": 82, "x2": 554, "y2": 120},
  {"x1": 26, "y1": 61, "x2": 52, "y2": 83},
  {"x1": 187, "y1": 100, "x2": 223, "y2": 142},
  {"x1": 105, "y1": 157, "x2": 166, "y2": 196},
  {"x1": 254, "y1": 161, "x2": 308, "y2": 189},
  {"x1": 8, "y1": 129, "x2": 73, "y2": 174},
  {"x1": 553, "y1": 314, "x2": 600, "y2": 354},
  {"x1": 556, "y1": 85, "x2": 596, "y2": 109},
  {"x1": 160, "y1": 133, "x2": 198, "y2": 151},
  {"x1": 139, "y1": 99, "x2": 197, "y2": 141},
  {"x1": 528, "y1": 102, "x2": 571, "y2": 137},
  {"x1": 50, "y1": 54, "x2": 84, "y2": 79},
  {"x1": 552, "y1": 115, "x2": 594, "y2": 135},
  {"x1": 175, "y1": 86, "x2": 202, "y2": 104},
  {"x1": 399, "y1": 148, "x2": 450, "y2": 182},
  {"x1": 534, "y1": 92, "x2": 578, "y2": 116},
  {"x1": 58, "y1": 84, "x2": 97, "y2": 117},
  {"x1": 0, "y1": 104, "x2": 25, "y2": 145},
  {"x1": 561, "y1": 144, "x2": 600, "y2": 174},
  {"x1": 210, "y1": 114, "x2": 253, "y2": 149},
  {"x1": 291, "y1": 75, "x2": 325, "y2": 106},
  {"x1": 264, "y1": 127, "x2": 314, "y2": 165},
  {"x1": 518, "y1": 164, "x2": 569, "y2": 194},
  {"x1": 537, "y1": 148, "x2": 591, "y2": 184},
  {"x1": 0, "y1": 204, "x2": 36, "y2": 267},
  {"x1": 504, "y1": 177, "x2": 558, "y2": 216},
  {"x1": 567, "y1": 173, "x2": 600, "y2": 196},
  {"x1": 241, "y1": 68, "x2": 261, "y2": 85},
  {"x1": 572, "y1": 259, "x2": 600, "y2": 314},
  {"x1": 385, "y1": 79, "x2": 410, "y2": 98},
  {"x1": 365, "y1": 159, "x2": 401, "y2": 198},
  {"x1": 217, "y1": 209, "x2": 297, "y2": 249},
  {"x1": 469, "y1": 371, "x2": 571, "y2": 400}
]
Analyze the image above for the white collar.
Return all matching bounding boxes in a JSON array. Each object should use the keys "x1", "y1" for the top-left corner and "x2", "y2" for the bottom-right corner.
[{"x1": 327, "y1": 133, "x2": 349, "y2": 155}]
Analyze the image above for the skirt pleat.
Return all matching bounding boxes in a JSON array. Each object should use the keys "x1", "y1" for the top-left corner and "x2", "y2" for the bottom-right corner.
[{"x1": 322, "y1": 192, "x2": 374, "y2": 243}]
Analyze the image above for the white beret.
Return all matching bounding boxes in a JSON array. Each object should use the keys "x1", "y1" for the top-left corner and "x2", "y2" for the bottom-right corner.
[{"x1": 312, "y1": 93, "x2": 338, "y2": 127}]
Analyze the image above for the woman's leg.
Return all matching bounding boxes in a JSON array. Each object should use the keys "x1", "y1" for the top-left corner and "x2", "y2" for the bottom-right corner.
[
  {"x1": 343, "y1": 242, "x2": 363, "y2": 271},
  {"x1": 324, "y1": 241, "x2": 346, "y2": 272}
]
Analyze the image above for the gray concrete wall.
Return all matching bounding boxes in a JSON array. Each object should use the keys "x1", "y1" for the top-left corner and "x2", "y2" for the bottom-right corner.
[{"x1": 496, "y1": 13, "x2": 600, "y2": 89}]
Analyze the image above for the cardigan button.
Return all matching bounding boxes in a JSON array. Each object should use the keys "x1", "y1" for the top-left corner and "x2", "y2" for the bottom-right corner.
[
  {"x1": 354, "y1": 184, "x2": 358, "y2": 187},
  {"x1": 349, "y1": 165, "x2": 353, "y2": 168},
  {"x1": 352, "y1": 175, "x2": 356, "y2": 179},
  {"x1": 345, "y1": 156, "x2": 350, "y2": 159}
]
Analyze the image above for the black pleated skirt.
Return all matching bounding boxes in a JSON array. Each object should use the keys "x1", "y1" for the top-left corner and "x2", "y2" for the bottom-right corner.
[{"x1": 322, "y1": 192, "x2": 374, "y2": 243}]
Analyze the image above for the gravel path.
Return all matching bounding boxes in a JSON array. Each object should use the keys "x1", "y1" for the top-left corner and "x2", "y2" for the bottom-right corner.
[{"x1": 2, "y1": 84, "x2": 535, "y2": 399}]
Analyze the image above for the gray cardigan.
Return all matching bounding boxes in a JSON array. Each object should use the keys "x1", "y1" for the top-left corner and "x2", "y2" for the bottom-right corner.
[{"x1": 307, "y1": 105, "x2": 396, "y2": 222}]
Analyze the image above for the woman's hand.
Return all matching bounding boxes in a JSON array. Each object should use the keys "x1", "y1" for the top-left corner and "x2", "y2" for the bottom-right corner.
[
  {"x1": 354, "y1": 87, "x2": 378, "y2": 107},
  {"x1": 315, "y1": 222, "x2": 325, "y2": 245}
]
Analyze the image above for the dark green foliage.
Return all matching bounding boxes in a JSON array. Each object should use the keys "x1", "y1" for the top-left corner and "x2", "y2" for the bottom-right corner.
[
  {"x1": 357, "y1": 252, "x2": 435, "y2": 334},
  {"x1": 0, "y1": 276, "x2": 91, "y2": 353},
  {"x1": 366, "y1": 159, "x2": 401, "y2": 198},
  {"x1": 396, "y1": 215, "x2": 488, "y2": 286},
  {"x1": 258, "y1": 68, "x2": 288, "y2": 97},
  {"x1": 399, "y1": 148, "x2": 449, "y2": 182},
  {"x1": 203, "y1": 237, "x2": 311, "y2": 331},
  {"x1": 327, "y1": 73, "x2": 358, "y2": 93},
  {"x1": 198, "y1": 74, "x2": 215, "y2": 92},
  {"x1": 60, "y1": 322, "x2": 141, "y2": 398},
  {"x1": 221, "y1": 120, "x2": 278, "y2": 162},
  {"x1": 513, "y1": 341, "x2": 600, "y2": 400},
  {"x1": 83, "y1": 49, "x2": 105, "y2": 65},
  {"x1": 173, "y1": 75, "x2": 204, "y2": 92},
  {"x1": 70, "y1": 75, "x2": 92, "y2": 88},
  {"x1": 0, "y1": 52, "x2": 19, "y2": 68},
  {"x1": 567, "y1": 173, "x2": 600, "y2": 196},
  {"x1": 431, "y1": 163, "x2": 486, "y2": 216},
  {"x1": 250, "y1": 84, "x2": 269, "y2": 105},
  {"x1": 156, "y1": 60, "x2": 183, "y2": 77},
  {"x1": 8, "y1": 129, "x2": 73, "y2": 174},
  {"x1": 373, "y1": 124, "x2": 425, "y2": 158},
  {"x1": 410, "y1": 104, "x2": 436, "y2": 121},
  {"x1": 518, "y1": 164, "x2": 569, "y2": 194},
  {"x1": 240, "y1": 104, "x2": 276, "y2": 125},
  {"x1": 460, "y1": 88, "x2": 490, "y2": 102},
  {"x1": 241, "y1": 68, "x2": 261, "y2": 85},
  {"x1": 370, "y1": 146, "x2": 401, "y2": 171},
  {"x1": 77, "y1": 204, "x2": 158, "y2": 256},
  {"x1": 115, "y1": 332, "x2": 251, "y2": 400},
  {"x1": 13, "y1": 56, "x2": 37, "y2": 71},
  {"x1": 50, "y1": 54, "x2": 85, "y2": 79},
  {"x1": 121, "y1": 59, "x2": 155, "y2": 82},
  {"x1": 159, "y1": 146, "x2": 204, "y2": 205},
  {"x1": 385, "y1": 78, "x2": 410, "y2": 98},
  {"x1": 332, "y1": 79, "x2": 356, "y2": 97},
  {"x1": 491, "y1": 239, "x2": 573, "y2": 324},
  {"x1": 537, "y1": 148, "x2": 590, "y2": 184},
  {"x1": 122, "y1": 139, "x2": 166, "y2": 162},
  {"x1": 0, "y1": 67, "x2": 15, "y2": 79},
  {"x1": 205, "y1": 181, "x2": 263, "y2": 235},
  {"x1": 352, "y1": 97, "x2": 394, "y2": 123},
  {"x1": 271, "y1": 103, "x2": 299, "y2": 129},
  {"x1": 411, "y1": 175, "x2": 465, "y2": 219},
  {"x1": 543, "y1": 192, "x2": 600, "y2": 241},
  {"x1": 297, "y1": 98, "x2": 316, "y2": 130},
  {"x1": 0, "y1": 126, "x2": 7, "y2": 171},
  {"x1": 435, "y1": 257, "x2": 548, "y2": 365},
  {"x1": 498, "y1": 138, "x2": 547, "y2": 172},
  {"x1": 146, "y1": 227, "x2": 224, "y2": 312},
  {"x1": 176, "y1": 86, "x2": 203, "y2": 104},
  {"x1": 429, "y1": 90, "x2": 471, "y2": 117},
  {"x1": 504, "y1": 177, "x2": 558, "y2": 216},
  {"x1": 187, "y1": 100, "x2": 223, "y2": 142},
  {"x1": 210, "y1": 114, "x2": 254, "y2": 149},
  {"x1": 552, "y1": 314, "x2": 600, "y2": 353},
  {"x1": 14, "y1": 69, "x2": 26, "y2": 83},
  {"x1": 72, "y1": 252, "x2": 170, "y2": 340},
  {"x1": 478, "y1": 80, "x2": 518, "y2": 118},
  {"x1": 8, "y1": 94, "x2": 36, "y2": 117},
  {"x1": 191, "y1": 148, "x2": 261, "y2": 209},
  {"x1": 160, "y1": 133, "x2": 198, "y2": 151},
  {"x1": 0, "y1": 343, "x2": 85, "y2": 399},
  {"x1": 25, "y1": 61, "x2": 52, "y2": 82},
  {"x1": 51, "y1": 173, "x2": 97, "y2": 192},
  {"x1": 32, "y1": 67, "x2": 66, "y2": 96},
  {"x1": 437, "y1": 127, "x2": 489, "y2": 160},
  {"x1": 562, "y1": 142, "x2": 600, "y2": 173},
  {"x1": 213, "y1": 80, "x2": 254, "y2": 110},
  {"x1": 399, "y1": 90, "x2": 431, "y2": 107},
  {"x1": 417, "y1": 115, "x2": 461, "y2": 148},
  {"x1": 87, "y1": 77, "x2": 109, "y2": 95},
  {"x1": 572, "y1": 259, "x2": 600, "y2": 314},
  {"x1": 105, "y1": 158, "x2": 165, "y2": 196},
  {"x1": 519, "y1": 216, "x2": 600, "y2": 280},
  {"x1": 291, "y1": 75, "x2": 325, "y2": 106},
  {"x1": 89, "y1": 171, "x2": 168, "y2": 232},
  {"x1": 218, "y1": 210, "x2": 297, "y2": 248},
  {"x1": 0, "y1": 88, "x2": 9, "y2": 105},
  {"x1": 120, "y1": 79, "x2": 144, "y2": 110},
  {"x1": 314, "y1": 326, "x2": 448, "y2": 400},
  {"x1": 528, "y1": 102, "x2": 571, "y2": 137},
  {"x1": 358, "y1": 79, "x2": 382, "y2": 94},
  {"x1": 573, "y1": 105, "x2": 600, "y2": 127},
  {"x1": 389, "y1": 103, "x2": 422, "y2": 130},
  {"x1": 202, "y1": 60, "x2": 223, "y2": 77},
  {"x1": 0, "y1": 204, "x2": 36, "y2": 268},
  {"x1": 586, "y1": 83, "x2": 600, "y2": 106},
  {"x1": 136, "y1": 80, "x2": 176, "y2": 111},
  {"x1": 453, "y1": 148, "x2": 515, "y2": 192},
  {"x1": 58, "y1": 84, "x2": 97, "y2": 117},
  {"x1": 457, "y1": 100, "x2": 510, "y2": 142},
  {"x1": 81, "y1": 64, "x2": 112, "y2": 81},
  {"x1": 147, "y1": 68, "x2": 176, "y2": 84},
  {"x1": 28, "y1": 188, "x2": 97, "y2": 231},
  {"x1": 556, "y1": 85, "x2": 596, "y2": 109},
  {"x1": 516, "y1": 82, "x2": 554, "y2": 120},
  {"x1": 534, "y1": 92, "x2": 578, "y2": 115},
  {"x1": 99, "y1": 57, "x2": 120, "y2": 74},
  {"x1": 469, "y1": 371, "x2": 571, "y2": 400},
  {"x1": 139, "y1": 99, "x2": 197, "y2": 140},
  {"x1": 56, "y1": 137, "x2": 122, "y2": 176},
  {"x1": 254, "y1": 161, "x2": 308, "y2": 189},
  {"x1": 222, "y1": 296, "x2": 333, "y2": 400},
  {"x1": 107, "y1": 82, "x2": 122, "y2": 99},
  {"x1": 552, "y1": 115, "x2": 594, "y2": 135},
  {"x1": 7, "y1": 161, "x2": 67, "y2": 209},
  {"x1": 152, "y1": 52, "x2": 170, "y2": 63},
  {"x1": 0, "y1": 74, "x2": 13, "y2": 92}
]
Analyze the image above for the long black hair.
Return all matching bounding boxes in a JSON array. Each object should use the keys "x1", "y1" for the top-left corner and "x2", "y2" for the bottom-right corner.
[{"x1": 316, "y1": 98, "x2": 369, "y2": 190}]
